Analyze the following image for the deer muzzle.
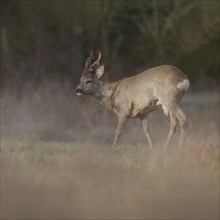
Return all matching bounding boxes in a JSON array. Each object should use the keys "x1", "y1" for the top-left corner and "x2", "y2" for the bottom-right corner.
[{"x1": 75, "y1": 87, "x2": 83, "y2": 96}]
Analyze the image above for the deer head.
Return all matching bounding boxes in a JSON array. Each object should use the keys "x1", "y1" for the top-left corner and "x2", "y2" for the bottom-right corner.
[{"x1": 76, "y1": 51, "x2": 105, "y2": 96}]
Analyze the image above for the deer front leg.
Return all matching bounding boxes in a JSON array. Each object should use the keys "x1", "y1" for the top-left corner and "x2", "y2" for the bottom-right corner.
[{"x1": 113, "y1": 115, "x2": 127, "y2": 147}]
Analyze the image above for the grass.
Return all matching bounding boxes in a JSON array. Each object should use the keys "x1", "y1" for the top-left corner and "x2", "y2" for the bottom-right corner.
[{"x1": 1, "y1": 138, "x2": 219, "y2": 219}]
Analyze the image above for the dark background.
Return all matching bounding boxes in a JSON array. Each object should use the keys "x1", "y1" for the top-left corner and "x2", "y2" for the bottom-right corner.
[{"x1": 1, "y1": 0, "x2": 219, "y2": 93}]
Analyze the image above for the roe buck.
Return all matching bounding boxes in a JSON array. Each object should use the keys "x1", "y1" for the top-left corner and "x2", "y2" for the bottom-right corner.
[{"x1": 76, "y1": 51, "x2": 190, "y2": 148}]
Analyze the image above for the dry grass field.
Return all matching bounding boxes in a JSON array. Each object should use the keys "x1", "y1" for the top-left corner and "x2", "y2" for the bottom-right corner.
[
  {"x1": 1, "y1": 140, "x2": 219, "y2": 219},
  {"x1": 1, "y1": 83, "x2": 219, "y2": 219}
]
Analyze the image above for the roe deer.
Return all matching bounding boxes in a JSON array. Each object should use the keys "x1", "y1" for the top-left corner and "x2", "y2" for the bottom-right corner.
[{"x1": 76, "y1": 51, "x2": 190, "y2": 148}]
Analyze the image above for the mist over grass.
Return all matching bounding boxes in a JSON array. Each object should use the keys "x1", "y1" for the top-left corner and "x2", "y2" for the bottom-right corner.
[
  {"x1": 1, "y1": 81, "x2": 219, "y2": 219},
  {"x1": 1, "y1": 81, "x2": 219, "y2": 146}
]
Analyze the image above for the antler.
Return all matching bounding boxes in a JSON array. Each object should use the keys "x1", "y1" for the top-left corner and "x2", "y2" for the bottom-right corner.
[
  {"x1": 90, "y1": 51, "x2": 101, "y2": 67},
  {"x1": 85, "y1": 50, "x2": 95, "y2": 68}
]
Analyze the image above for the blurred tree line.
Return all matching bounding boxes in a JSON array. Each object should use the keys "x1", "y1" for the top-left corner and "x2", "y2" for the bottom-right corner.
[{"x1": 1, "y1": 0, "x2": 219, "y2": 92}]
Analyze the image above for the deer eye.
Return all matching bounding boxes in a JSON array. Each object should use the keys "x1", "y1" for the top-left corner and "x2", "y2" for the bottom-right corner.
[{"x1": 86, "y1": 80, "x2": 92, "y2": 84}]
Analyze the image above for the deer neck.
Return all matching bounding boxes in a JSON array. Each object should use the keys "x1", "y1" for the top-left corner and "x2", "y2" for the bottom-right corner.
[{"x1": 92, "y1": 80, "x2": 117, "y2": 110}]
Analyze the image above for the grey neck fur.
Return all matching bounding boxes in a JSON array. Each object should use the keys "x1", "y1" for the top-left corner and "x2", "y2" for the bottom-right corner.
[{"x1": 92, "y1": 80, "x2": 116, "y2": 110}]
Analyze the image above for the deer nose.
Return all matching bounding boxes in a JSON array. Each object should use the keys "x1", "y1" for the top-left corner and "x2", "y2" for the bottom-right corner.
[{"x1": 76, "y1": 87, "x2": 83, "y2": 96}]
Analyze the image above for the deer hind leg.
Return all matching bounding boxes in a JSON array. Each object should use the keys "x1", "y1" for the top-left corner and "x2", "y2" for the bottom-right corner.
[
  {"x1": 163, "y1": 108, "x2": 178, "y2": 148},
  {"x1": 176, "y1": 106, "x2": 187, "y2": 147},
  {"x1": 140, "y1": 115, "x2": 154, "y2": 149},
  {"x1": 113, "y1": 115, "x2": 127, "y2": 147}
]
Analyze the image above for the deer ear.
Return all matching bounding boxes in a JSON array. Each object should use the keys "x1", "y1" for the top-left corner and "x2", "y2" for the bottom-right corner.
[{"x1": 96, "y1": 65, "x2": 104, "y2": 78}]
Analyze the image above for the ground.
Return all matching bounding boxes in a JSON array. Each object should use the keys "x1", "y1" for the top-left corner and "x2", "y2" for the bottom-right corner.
[{"x1": 1, "y1": 138, "x2": 219, "y2": 219}]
